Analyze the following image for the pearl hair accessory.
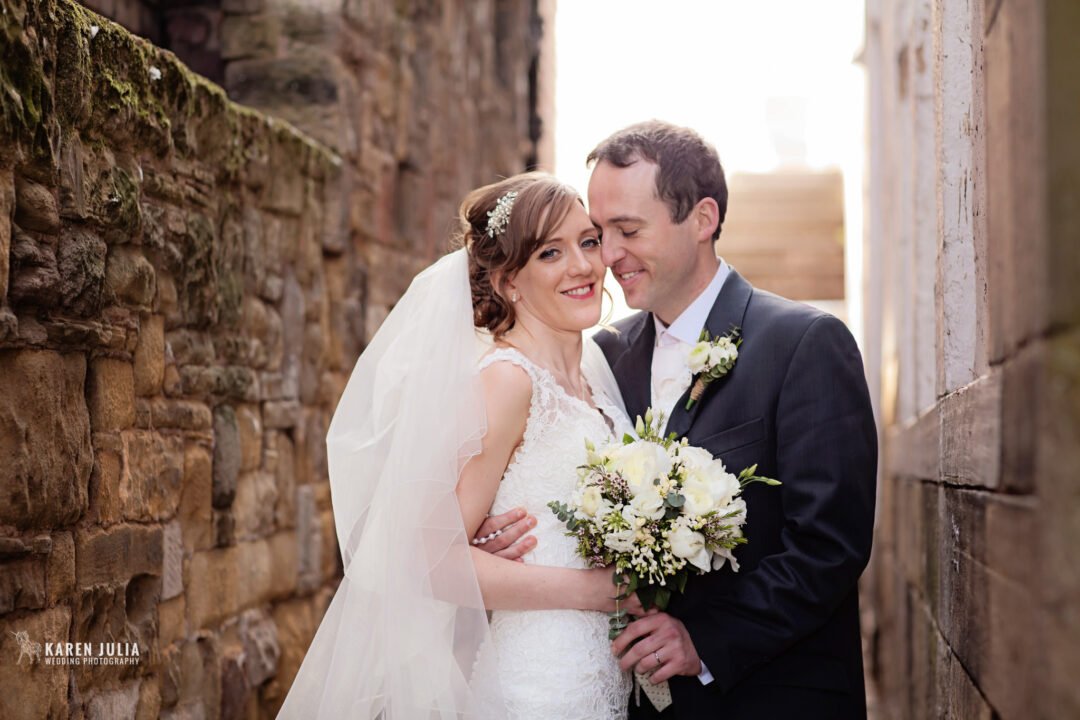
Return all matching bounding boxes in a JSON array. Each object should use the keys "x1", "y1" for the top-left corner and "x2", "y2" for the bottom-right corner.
[{"x1": 485, "y1": 190, "x2": 518, "y2": 238}]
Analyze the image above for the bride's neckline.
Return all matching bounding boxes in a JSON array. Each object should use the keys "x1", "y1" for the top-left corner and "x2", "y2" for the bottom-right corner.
[
  {"x1": 485, "y1": 346, "x2": 619, "y2": 436},
  {"x1": 488, "y1": 346, "x2": 597, "y2": 410}
]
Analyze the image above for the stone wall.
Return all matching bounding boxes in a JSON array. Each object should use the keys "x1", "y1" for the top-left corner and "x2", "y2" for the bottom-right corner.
[
  {"x1": 0, "y1": 0, "x2": 548, "y2": 718},
  {"x1": 860, "y1": 0, "x2": 1080, "y2": 717}
]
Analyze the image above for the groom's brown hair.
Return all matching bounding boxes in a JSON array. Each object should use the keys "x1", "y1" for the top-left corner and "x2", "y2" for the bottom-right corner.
[{"x1": 587, "y1": 120, "x2": 728, "y2": 240}]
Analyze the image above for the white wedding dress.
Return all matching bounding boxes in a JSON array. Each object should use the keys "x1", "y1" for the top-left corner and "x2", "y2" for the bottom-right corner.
[{"x1": 470, "y1": 347, "x2": 634, "y2": 720}]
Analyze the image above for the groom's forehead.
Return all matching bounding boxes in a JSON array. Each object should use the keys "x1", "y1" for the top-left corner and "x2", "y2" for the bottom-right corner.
[{"x1": 588, "y1": 162, "x2": 661, "y2": 217}]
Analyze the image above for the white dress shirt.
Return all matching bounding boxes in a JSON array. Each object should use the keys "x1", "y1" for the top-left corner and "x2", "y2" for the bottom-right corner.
[
  {"x1": 648, "y1": 259, "x2": 730, "y2": 687},
  {"x1": 650, "y1": 260, "x2": 732, "y2": 423}
]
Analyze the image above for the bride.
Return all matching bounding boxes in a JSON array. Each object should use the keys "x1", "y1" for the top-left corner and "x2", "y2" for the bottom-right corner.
[{"x1": 277, "y1": 173, "x2": 635, "y2": 719}]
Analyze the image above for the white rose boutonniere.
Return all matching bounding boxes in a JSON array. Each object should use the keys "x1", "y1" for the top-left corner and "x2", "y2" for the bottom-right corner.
[{"x1": 685, "y1": 327, "x2": 742, "y2": 410}]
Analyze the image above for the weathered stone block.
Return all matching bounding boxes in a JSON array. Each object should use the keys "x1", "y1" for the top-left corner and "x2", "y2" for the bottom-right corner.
[
  {"x1": 75, "y1": 523, "x2": 164, "y2": 589},
  {"x1": 1001, "y1": 343, "x2": 1040, "y2": 493},
  {"x1": 268, "y1": 530, "x2": 298, "y2": 599},
  {"x1": 0, "y1": 350, "x2": 91, "y2": 529},
  {"x1": 177, "y1": 633, "x2": 222, "y2": 716},
  {"x1": 239, "y1": 608, "x2": 280, "y2": 686},
  {"x1": 270, "y1": 431, "x2": 296, "y2": 529},
  {"x1": 46, "y1": 531, "x2": 75, "y2": 604},
  {"x1": 187, "y1": 540, "x2": 273, "y2": 630},
  {"x1": 57, "y1": 226, "x2": 108, "y2": 314},
  {"x1": 181, "y1": 365, "x2": 260, "y2": 401},
  {"x1": 0, "y1": 170, "x2": 12, "y2": 303},
  {"x1": 86, "y1": 682, "x2": 140, "y2": 720},
  {"x1": 236, "y1": 403, "x2": 263, "y2": 472},
  {"x1": 213, "y1": 405, "x2": 241, "y2": 509},
  {"x1": 89, "y1": 441, "x2": 123, "y2": 525},
  {"x1": 14, "y1": 176, "x2": 60, "y2": 234},
  {"x1": 9, "y1": 226, "x2": 61, "y2": 306},
  {"x1": 159, "y1": 594, "x2": 187, "y2": 649},
  {"x1": 214, "y1": 509, "x2": 237, "y2": 547},
  {"x1": 0, "y1": 607, "x2": 71, "y2": 720},
  {"x1": 167, "y1": 328, "x2": 216, "y2": 365},
  {"x1": 263, "y1": 399, "x2": 300, "y2": 429},
  {"x1": 181, "y1": 442, "x2": 215, "y2": 553},
  {"x1": 137, "y1": 676, "x2": 162, "y2": 720},
  {"x1": 136, "y1": 398, "x2": 214, "y2": 430},
  {"x1": 939, "y1": 372, "x2": 1002, "y2": 488},
  {"x1": 163, "y1": 520, "x2": 184, "y2": 600},
  {"x1": 935, "y1": 487, "x2": 1039, "y2": 719},
  {"x1": 104, "y1": 245, "x2": 157, "y2": 307},
  {"x1": 220, "y1": 645, "x2": 250, "y2": 720},
  {"x1": 120, "y1": 430, "x2": 185, "y2": 521},
  {"x1": 295, "y1": 484, "x2": 321, "y2": 593},
  {"x1": 134, "y1": 314, "x2": 165, "y2": 396},
  {"x1": 234, "y1": 471, "x2": 277, "y2": 540},
  {"x1": 0, "y1": 554, "x2": 47, "y2": 613},
  {"x1": 88, "y1": 357, "x2": 136, "y2": 432}
]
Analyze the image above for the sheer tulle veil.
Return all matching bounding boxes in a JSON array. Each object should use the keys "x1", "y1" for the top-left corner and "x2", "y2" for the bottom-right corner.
[{"x1": 276, "y1": 248, "x2": 507, "y2": 719}]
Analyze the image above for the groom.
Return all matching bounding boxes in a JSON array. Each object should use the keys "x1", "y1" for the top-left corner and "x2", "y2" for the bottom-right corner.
[{"x1": 478, "y1": 120, "x2": 877, "y2": 718}]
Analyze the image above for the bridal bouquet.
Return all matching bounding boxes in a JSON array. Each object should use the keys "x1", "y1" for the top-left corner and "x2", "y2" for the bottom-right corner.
[{"x1": 549, "y1": 410, "x2": 779, "y2": 637}]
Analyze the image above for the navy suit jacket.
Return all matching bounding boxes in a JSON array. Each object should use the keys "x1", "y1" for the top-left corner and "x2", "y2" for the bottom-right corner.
[{"x1": 594, "y1": 270, "x2": 877, "y2": 720}]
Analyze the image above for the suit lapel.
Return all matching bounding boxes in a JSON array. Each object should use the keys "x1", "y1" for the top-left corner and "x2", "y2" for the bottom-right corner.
[
  {"x1": 664, "y1": 270, "x2": 754, "y2": 439},
  {"x1": 611, "y1": 313, "x2": 655, "y2": 425}
]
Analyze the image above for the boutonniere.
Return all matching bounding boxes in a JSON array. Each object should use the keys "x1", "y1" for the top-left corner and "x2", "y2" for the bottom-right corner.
[{"x1": 685, "y1": 327, "x2": 741, "y2": 410}]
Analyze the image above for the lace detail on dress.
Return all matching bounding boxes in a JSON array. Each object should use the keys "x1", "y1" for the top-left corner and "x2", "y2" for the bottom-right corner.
[{"x1": 472, "y1": 348, "x2": 631, "y2": 720}]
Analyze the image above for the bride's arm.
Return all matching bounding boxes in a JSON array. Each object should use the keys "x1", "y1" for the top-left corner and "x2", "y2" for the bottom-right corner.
[{"x1": 456, "y1": 361, "x2": 615, "y2": 613}]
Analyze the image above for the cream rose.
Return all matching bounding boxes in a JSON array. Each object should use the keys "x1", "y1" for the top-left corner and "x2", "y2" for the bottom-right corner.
[
  {"x1": 681, "y1": 478, "x2": 717, "y2": 517},
  {"x1": 580, "y1": 486, "x2": 609, "y2": 517},
  {"x1": 687, "y1": 342, "x2": 712, "y2": 374},
  {"x1": 630, "y1": 489, "x2": 666, "y2": 521},
  {"x1": 610, "y1": 441, "x2": 673, "y2": 497}
]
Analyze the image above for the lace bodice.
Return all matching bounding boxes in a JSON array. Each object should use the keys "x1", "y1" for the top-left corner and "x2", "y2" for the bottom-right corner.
[{"x1": 471, "y1": 348, "x2": 632, "y2": 720}]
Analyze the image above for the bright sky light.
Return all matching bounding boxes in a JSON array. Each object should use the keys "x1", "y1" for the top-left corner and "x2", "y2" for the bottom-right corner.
[
  {"x1": 554, "y1": 0, "x2": 867, "y2": 334},
  {"x1": 555, "y1": 0, "x2": 865, "y2": 187}
]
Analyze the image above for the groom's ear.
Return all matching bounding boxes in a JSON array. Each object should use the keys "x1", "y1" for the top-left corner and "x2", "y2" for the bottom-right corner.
[{"x1": 691, "y1": 197, "x2": 721, "y2": 242}]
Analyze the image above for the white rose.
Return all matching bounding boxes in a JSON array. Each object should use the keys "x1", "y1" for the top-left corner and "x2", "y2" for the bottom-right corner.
[
  {"x1": 604, "y1": 528, "x2": 637, "y2": 554},
  {"x1": 685, "y1": 460, "x2": 740, "y2": 511},
  {"x1": 681, "y1": 478, "x2": 717, "y2": 517},
  {"x1": 677, "y1": 445, "x2": 715, "y2": 472},
  {"x1": 580, "y1": 486, "x2": 609, "y2": 517},
  {"x1": 610, "y1": 441, "x2": 673, "y2": 497},
  {"x1": 630, "y1": 489, "x2": 666, "y2": 521},
  {"x1": 668, "y1": 525, "x2": 711, "y2": 572},
  {"x1": 686, "y1": 342, "x2": 712, "y2": 373}
]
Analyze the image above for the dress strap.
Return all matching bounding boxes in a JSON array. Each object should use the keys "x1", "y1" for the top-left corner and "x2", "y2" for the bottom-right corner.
[{"x1": 477, "y1": 347, "x2": 548, "y2": 387}]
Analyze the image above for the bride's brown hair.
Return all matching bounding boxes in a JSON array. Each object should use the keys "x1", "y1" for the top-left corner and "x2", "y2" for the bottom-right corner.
[{"x1": 458, "y1": 172, "x2": 584, "y2": 339}]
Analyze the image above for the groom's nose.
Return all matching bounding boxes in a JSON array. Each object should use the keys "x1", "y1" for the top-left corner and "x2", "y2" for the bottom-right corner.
[{"x1": 600, "y1": 232, "x2": 626, "y2": 267}]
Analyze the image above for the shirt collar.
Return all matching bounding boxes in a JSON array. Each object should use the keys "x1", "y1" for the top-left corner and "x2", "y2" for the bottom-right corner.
[{"x1": 654, "y1": 259, "x2": 731, "y2": 346}]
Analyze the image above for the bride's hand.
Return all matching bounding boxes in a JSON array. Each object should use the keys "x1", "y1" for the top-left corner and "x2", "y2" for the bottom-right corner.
[
  {"x1": 590, "y1": 569, "x2": 645, "y2": 615},
  {"x1": 620, "y1": 591, "x2": 645, "y2": 617},
  {"x1": 472, "y1": 508, "x2": 537, "y2": 562}
]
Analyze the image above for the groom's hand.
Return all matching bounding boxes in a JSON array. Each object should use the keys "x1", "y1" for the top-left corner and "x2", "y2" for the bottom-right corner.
[
  {"x1": 611, "y1": 610, "x2": 702, "y2": 684},
  {"x1": 472, "y1": 508, "x2": 537, "y2": 562}
]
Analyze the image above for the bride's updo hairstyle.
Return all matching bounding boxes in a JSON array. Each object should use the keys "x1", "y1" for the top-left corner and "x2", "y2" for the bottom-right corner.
[{"x1": 460, "y1": 172, "x2": 583, "y2": 339}]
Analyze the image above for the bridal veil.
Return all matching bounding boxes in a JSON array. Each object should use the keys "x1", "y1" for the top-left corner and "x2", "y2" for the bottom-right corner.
[{"x1": 277, "y1": 248, "x2": 506, "y2": 719}]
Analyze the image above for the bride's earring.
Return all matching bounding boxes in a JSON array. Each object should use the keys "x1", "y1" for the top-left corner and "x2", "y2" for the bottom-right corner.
[{"x1": 510, "y1": 292, "x2": 519, "y2": 303}]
